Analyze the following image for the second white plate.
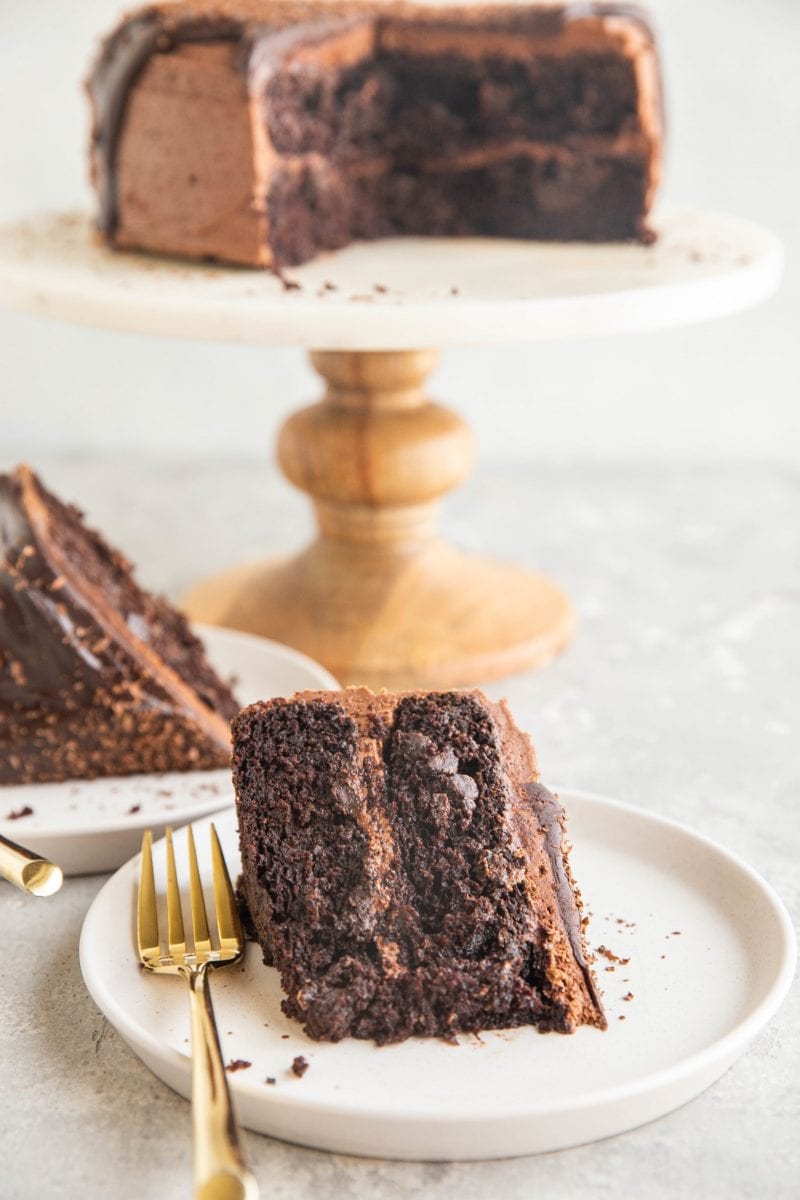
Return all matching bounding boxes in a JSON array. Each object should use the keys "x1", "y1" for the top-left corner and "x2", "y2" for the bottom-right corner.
[
  {"x1": 79, "y1": 792, "x2": 795, "y2": 1160},
  {"x1": 0, "y1": 624, "x2": 338, "y2": 875}
]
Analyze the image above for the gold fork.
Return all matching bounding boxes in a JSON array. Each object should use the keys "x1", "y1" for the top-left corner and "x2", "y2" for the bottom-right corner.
[{"x1": 138, "y1": 824, "x2": 259, "y2": 1200}]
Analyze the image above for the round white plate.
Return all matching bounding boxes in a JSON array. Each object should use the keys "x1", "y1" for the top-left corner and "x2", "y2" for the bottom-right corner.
[
  {"x1": 0, "y1": 210, "x2": 782, "y2": 348},
  {"x1": 0, "y1": 624, "x2": 338, "y2": 876},
  {"x1": 79, "y1": 792, "x2": 795, "y2": 1161}
]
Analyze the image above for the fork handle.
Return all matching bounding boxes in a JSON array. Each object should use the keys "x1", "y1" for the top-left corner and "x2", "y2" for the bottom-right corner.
[{"x1": 186, "y1": 965, "x2": 259, "y2": 1200}]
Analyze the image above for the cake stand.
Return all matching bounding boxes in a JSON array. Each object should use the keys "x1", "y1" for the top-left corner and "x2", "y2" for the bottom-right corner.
[{"x1": 0, "y1": 210, "x2": 782, "y2": 687}]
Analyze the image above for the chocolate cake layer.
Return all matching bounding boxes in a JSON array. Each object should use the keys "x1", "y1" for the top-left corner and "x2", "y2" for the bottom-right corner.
[
  {"x1": 88, "y1": 2, "x2": 663, "y2": 268},
  {"x1": 0, "y1": 465, "x2": 238, "y2": 784},
  {"x1": 233, "y1": 686, "x2": 605, "y2": 1044}
]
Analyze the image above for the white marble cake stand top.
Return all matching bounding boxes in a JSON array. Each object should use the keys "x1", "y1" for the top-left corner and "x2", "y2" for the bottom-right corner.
[{"x1": 0, "y1": 208, "x2": 782, "y2": 350}]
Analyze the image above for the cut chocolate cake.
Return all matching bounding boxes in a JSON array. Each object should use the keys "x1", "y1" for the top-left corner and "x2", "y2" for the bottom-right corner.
[
  {"x1": 233, "y1": 687, "x2": 605, "y2": 1043},
  {"x1": 88, "y1": 1, "x2": 663, "y2": 269},
  {"x1": 0, "y1": 465, "x2": 238, "y2": 784}
]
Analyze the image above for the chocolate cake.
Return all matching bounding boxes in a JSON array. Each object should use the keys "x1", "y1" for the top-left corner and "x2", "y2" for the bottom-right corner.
[
  {"x1": 233, "y1": 687, "x2": 605, "y2": 1043},
  {"x1": 88, "y1": 1, "x2": 663, "y2": 269},
  {"x1": 0, "y1": 465, "x2": 238, "y2": 784}
]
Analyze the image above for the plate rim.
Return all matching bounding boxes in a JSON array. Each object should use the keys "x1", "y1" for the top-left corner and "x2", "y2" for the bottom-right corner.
[
  {"x1": 79, "y1": 788, "x2": 797, "y2": 1125},
  {"x1": 0, "y1": 622, "x2": 340, "y2": 840}
]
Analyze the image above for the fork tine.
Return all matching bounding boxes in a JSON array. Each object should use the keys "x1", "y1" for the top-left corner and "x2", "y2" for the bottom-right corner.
[
  {"x1": 137, "y1": 830, "x2": 160, "y2": 961},
  {"x1": 210, "y1": 822, "x2": 242, "y2": 953},
  {"x1": 164, "y1": 826, "x2": 186, "y2": 958},
  {"x1": 186, "y1": 825, "x2": 211, "y2": 956}
]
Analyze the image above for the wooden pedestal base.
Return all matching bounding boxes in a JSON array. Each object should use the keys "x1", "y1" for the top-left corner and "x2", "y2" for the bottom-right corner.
[{"x1": 183, "y1": 349, "x2": 574, "y2": 688}]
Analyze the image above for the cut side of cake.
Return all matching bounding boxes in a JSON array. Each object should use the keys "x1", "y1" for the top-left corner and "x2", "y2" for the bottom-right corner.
[
  {"x1": 233, "y1": 687, "x2": 605, "y2": 1043},
  {"x1": 0, "y1": 465, "x2": 238, "y2": 784},
  {"x1": 88, "y1": 1, "x2": 663, "y2": 269}
]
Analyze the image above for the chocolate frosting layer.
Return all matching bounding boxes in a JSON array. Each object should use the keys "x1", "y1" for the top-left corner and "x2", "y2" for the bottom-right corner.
[{"x1": 525, "y1": 779, "x2": 603, "y2": 1011}]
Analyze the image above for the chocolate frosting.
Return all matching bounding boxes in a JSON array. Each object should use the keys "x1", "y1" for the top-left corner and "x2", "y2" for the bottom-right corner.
[{"x1": 525, "y1": 779, "x2": 603, "y2": 1011}]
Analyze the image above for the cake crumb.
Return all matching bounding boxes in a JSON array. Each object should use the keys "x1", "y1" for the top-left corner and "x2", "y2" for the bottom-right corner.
[
  {"x1": 596, "y1": 944, "x2": 627, "y2": 964},
  {"x1": 281, "y1": 1034, "x2": 290, "y2": 1040},
  {"x1": 265, "y1": 1077, "x2": 276, "y2": 1086},
  {"x1": 622, "y1": 992, "x2": 634, "y2": 1002},
  {"x1": 618, "y1": 1015, "x2": 626, "y2": 1021},
  {"x1": 291, "y1": 1056, "x2": 309, "y2": 1077},
  {"x1": 127, "y1": 804, "x2": 141, "y2": 815},
  {"x1": 7, "y1": 805, "x2": 33, "y2": 820},
  {"x1": 373, "y1": 283, "x2": 388, "y2": 294},
  {"x1": 225, "y1": 1059, "x2": 252, "y2": 1073}
]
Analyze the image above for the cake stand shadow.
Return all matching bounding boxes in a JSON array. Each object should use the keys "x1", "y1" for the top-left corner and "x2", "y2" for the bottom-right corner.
[{"x1": 0, "y1": 209, "x2": 782, "y2": 687}]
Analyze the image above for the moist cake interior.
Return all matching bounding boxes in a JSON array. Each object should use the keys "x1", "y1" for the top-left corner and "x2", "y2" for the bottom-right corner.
[
  {"x1": 264, "y1": 47, "x2": 648, "y2": 264},
  {"x1": 234, "y1": 687, "x2": 605, "y2": 1044}
]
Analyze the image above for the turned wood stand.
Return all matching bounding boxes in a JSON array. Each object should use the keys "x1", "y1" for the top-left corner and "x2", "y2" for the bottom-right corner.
[
  {"x1": 183, "y1": 348, "x2": 573, "y2": 687},
  {"x1": 0, "y1": 211, "x2": 782, "y2": 686}
]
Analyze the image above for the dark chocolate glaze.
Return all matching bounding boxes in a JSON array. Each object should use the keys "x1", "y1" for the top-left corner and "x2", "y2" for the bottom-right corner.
[
  {"x1": 88, "y1": 1, "x2": 657, "y2": 237},
  {"x1": 525, "y1": 780, "x2": 603, "y2": 1011}
]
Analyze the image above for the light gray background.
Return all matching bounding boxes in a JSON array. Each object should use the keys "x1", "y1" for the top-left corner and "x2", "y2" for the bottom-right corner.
[
  {"x1": 1, "y1": 0, "x2": 799, "y2": 462},
  {"x1": 1, "y1": 5, "x2": 798, "y2": 1200}
]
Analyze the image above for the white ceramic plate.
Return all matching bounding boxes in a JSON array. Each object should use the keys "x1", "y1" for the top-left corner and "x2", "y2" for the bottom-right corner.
[
  {"x1": 0, "y1": 624, "x2": 338, "y2": 875},
  {"x1": 79, "y1": 792, "x2": 795, "y2": 1161}
]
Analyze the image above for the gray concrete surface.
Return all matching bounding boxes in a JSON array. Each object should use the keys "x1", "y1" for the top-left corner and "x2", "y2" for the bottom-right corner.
[{"x1": 1, "y1": 455, "x2": 797, "y2": 1199}]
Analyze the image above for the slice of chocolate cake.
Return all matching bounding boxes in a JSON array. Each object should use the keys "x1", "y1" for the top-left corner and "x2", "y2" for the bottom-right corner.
[
  {"x1": 233, "y1": 687, "x2": 605, "y2": 1043},
  {"x1": 0, "y1": 465, "x2": 238, "y2": 784},
  {"x1": 88, "y1": 1, "x2": 663, "y2": 269}
]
